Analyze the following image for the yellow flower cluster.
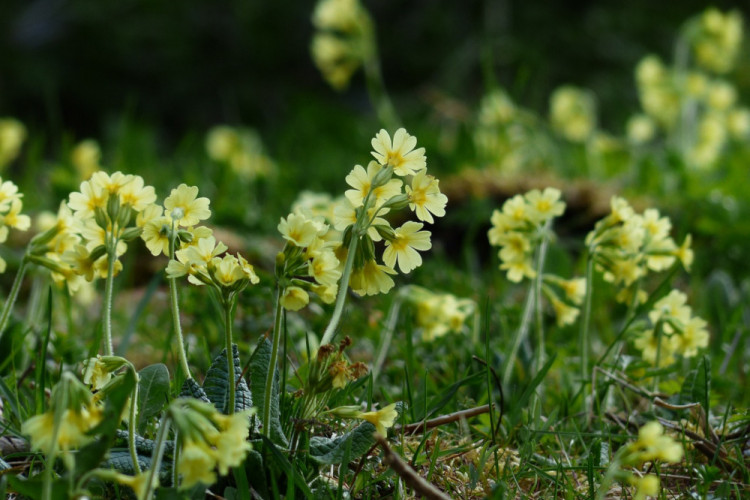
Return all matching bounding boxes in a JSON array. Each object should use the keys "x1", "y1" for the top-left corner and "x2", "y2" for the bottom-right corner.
[
  {"x1": 0, "y1": 118, "x2": 26, "y2": 170},
  {"x1": 171, "y1": 400, "x2": 254, "y2": 489},
  {"x1": 631, "y1": 10, "x2": 748, "y2": 169},
  {"x1": 310, "y1": 0, "x2": 372, "y2": 90},
  {"x1": 20, "y1": 172, "x2": 157, "y2": 293},
  {"x1": 549, "y1": 86, "x2": 597, "y2": 143},
  {"x1": 585, "y1": 196, "x2": 693, "y2": 304},
  {"x1": 690, "y1": 8, "x2": 743, "y2": 74},
  {"x1": 488, "y1": 188, "x2": 565, "y2": 283},
  {"x1": 345, "y1": 128, "x2": 446, "y2": 295},
  {"x1": 206, "y1": 125, "x2": 275, "y2": 180},
  {"x1": 276, "y1": 211, "x2": 342, "y2": 310},
  {"x1": 634, "y1": 290, "x2": 709, "y2": 366},
  {"x1": 407, "y1": 285, "x2": 476, "y2": 341},
  {"x1": 0, "y1": 176, "x2": 30, "y2": 273}
]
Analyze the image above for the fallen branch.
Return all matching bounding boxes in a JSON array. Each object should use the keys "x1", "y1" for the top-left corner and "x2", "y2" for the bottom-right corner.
[
  {"x1": 395, "y1": 404, "x2": 493, "y2": 436},
  {"x1": 374, "y1": 434, "x2": 451, "y2": 500}
]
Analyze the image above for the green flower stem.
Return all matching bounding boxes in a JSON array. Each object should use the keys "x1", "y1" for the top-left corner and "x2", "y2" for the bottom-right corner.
[
  {"x1": 320, "y1": 233, "x2": 359, "y2": 346},
  {"x1": 168, "y1": 225, "x2": 191, "y2": 379},
  {"x1": 224, "y1": 296, "x2": 236, "y2": 415},
  {"x1": 172, "y1": 429, "x2": 181, "y2": 489},
  {"x1": 579, "y1": 254, "x2": 595, "y2": 390},
  {"x1": 372, "y1": 291, "x2": 405, "y2": 381},
  {"x1": 102, "y1": 239, "x2": 118, "y2": 356},
  {"x1": 144, "y1": 415, "x2": 171, "y2": 500},
  {"x1": 533, "y1": 222, "x2": 552, "y2": 374},
  {"x1": 502, "y1": 282, "x2": 536, "y2": 387},
  {"x1": 128, "y1": 371, "x2": 142, "y2": 474},
  {"x1": 0, "y1": 256, "x2": 28, "y2": 342},
  {"x1": 262, "y1": 286, "x2": 284, "y2": 436}
]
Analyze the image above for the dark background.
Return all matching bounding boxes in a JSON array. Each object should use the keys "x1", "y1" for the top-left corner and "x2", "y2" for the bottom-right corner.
[{"x1": 1, "y1": 0, "x2": 747, "y2": 144}]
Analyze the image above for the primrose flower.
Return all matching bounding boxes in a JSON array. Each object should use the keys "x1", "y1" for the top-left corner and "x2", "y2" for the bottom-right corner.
[
  {"x1": 632, "y1": 475, "x2": 660, "y2": 500},
  {"x1": 349, "y1": 259, "x2": 395, "y2": 296},
  {"x1": 82, "y1": 356, "x2": 113, "y2": 390},
  {"x1": 281, "y1": 286, "x2": 310, "y2": 311},
  {"x1": 164, "y1": 184, "x2": 211, "y2": 227},
  {"x1": 406, "y1": 170, "x2": 447, "y2": 224},
  {"x1": 632, "y1": 421, "x2": 683, "y2": 463},
  {"x1": 345, "y1": 161, "x2": 403, "y2": 208},
  {"x1": 0, "y1": 118, "x2": 26, "y2": 168},
  {"x1": 178, "y1": 439, "x2": 218, "y2": 488},
  {"x1": 524, "y1": 188, "x2": 565, "y2": 224},
  {"x1": 371, "y1": 128, "x2": 426, "y2": 176},
  {"x1": 549, "y1": 86, "x2": 596, "y2": 142},
  {"x1": 70, "y1": 139, "x2": 101, "y2": 180},
  {"x1": 382, "y1": 221, "x2": 432, "y2": 273},
  {"x1": 119, "y1": 175, "x2": 157, "y2": 211},
  {"x1": 278, "y1": 212, "x2": 324, "y2": 248},
  {"x1": 22, "y1": 405, "x2": 103, "y2": 455},
  {"x1": 209, "y1": 411, "x2": 254, "y2": 475},
  {"x1": 356, "y1": 403, "x2": 398, "y2": 436}
]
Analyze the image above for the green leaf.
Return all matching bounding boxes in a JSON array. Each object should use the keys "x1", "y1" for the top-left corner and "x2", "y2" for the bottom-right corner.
[
  {"x1": 244, "y1": 448, "x2": 268, "y2": 497},
  {"x1": 309, "y1": 422, "x2": 377, "y2": 465},
  {"x1": 203, "y1": 344, "x2": 253, "y2": 414},
  {"x1": 103, "y1": 448, "x2": 172, "y2": 484},
  {"x1": 7, "y1": 475, "x2": 68, "y2": 500},
  {"x1": 249, "y1": 338, "x2": 288, "y2": 447},
  {"x1": 180, "y1": 377, "x2": 210, "y2": 403},
  {"x1": 114, "y1": 429, "x2": 175, "y2": 455},
  {"x1": 138, "y1": 364, "x2": 171, "y2": 433},
  {"x1": 680, "y1": 355, "x2": 712, "y2": 409}
]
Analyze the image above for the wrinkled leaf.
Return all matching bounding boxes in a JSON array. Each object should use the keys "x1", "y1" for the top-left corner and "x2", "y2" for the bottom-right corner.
[
  {"x1": 203, "y1": 344, "x2": 252, "y2": 414},
  {"x1": 309, "y1": 422, "x2": 377, "y2": 465},
  {"x1": 138, "y1": 364, "x2": 170, "y2": 433},
  {"x1": 103, "y1": 448, "x2": 172, "y2": 484},
  {"x1": 244, "y1": 448, "x2": 268, "y2": 497},
  {"x1": 249, "y1": 338, "x2": 288, "y2": 447},
  {"x1": 114, "y1": 429, "x2": 175, "y2": 455},
  {"x1": 180, "y1": 377, "x2": 210, "y2": 403}
]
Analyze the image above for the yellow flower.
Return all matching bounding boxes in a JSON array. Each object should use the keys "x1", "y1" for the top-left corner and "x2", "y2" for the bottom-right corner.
[
  {"x1": 550, "y1": 296, "x2": 580, "y2": 327},
  {"x1": 119, "y1": 175, "x2": 157, "y2": 212},
  {"x1": 180, "y1": 236, "x2": 228, "y2": 266},
  {"x1": 164, "y1": 184, "x2": 211, "y2": 227},
  {"x1": 496, "y1": 231, "x2": 531, "y2": 263},
  {"x1": 673, "y1": 235, "x2": 693, "y2": 271},
  {"x1": 675, "y1": 316, "x2": 709, "y2": 357},
  {"x1": 357, "y1": 403, "x2": 397, "y2": 436},
  {"x1": 524, "y1": 188, "x2": 565, "y2": 224},
  {"x1": 141, "y1": 216, "x2": 172, "y2": 256},
  {"x1": 68, "y1": 179, "x2": 107, "y2": 219},
  {"x1": 370, "y1": 128, "x2": 426, "y2": 176},
  {"x1": 549, "y1": 86, "x2": 596, "y2": 142},
  {"x1": 500, "y1": 257, "x2": 536, "y2": 283},
  {"x1": 344, "y1": 161, "x2": 403, "y2": 208},
  {"x1": 237, "y1": 253, "x2": 260, "y2": 284},
  {"x1": 0, "y1": 118, "x2": 26, "y2": 168},
  {"x1": 82, "y1": 356, "x2": 112, "y2": 390},
  {"x1": 309, "y1": 250, "x2": 341, "y2": 286},
  {"x1": 406, "y1": 170, "x2": 447, "y2": 224},
  {"x1": 91, "y1": 171, "x2": 131, "y2": 196},
  {"x1": 281, "y1": 286, "x2": 310, "y2": 311},
  {"x1": 210, "y1": 254, "x2": 246, "y2": 288},
  {"x1": 633, "y1": 329, "x2": 677, "y2": 366},
  {"x1": 626, "y1": 114, "x2": 656, "y2": 144},
  {"x1": 178, "y1": 438, "x2": 218, "y2": 489},
  {"x1": 206, "y1": 126, "x2": 239, "y2": 161},
  {"x1": 1, "y1": 198, "x2": 30, "y2": 230},
  {"x1": 278, "y1": 212, "x2": 324, "y2": 248},
  {"x1": 648, "y1": 290, "x2": 692, "y2": 333},
  {"x1": 0, "y1": 179, "x2": 21, "y2": 210},
  {"x1": 382, "y1": 221, "x2": 431, "y2": 274},
  {"x1": 210, "y1": 410, "x2": 253, "y2": 475},
  {"x1": 632, "y1": 475, "x2": 660, "y2": 500},
  {"x1": 633, "y1": 421, "x2": 683, "y2": 463},
  {"x1": 349, "y1": 259, "x2": 395, "y2": 296},
  {"x1": 22, "y1": 405, "x2": 102, "y2": 455}
]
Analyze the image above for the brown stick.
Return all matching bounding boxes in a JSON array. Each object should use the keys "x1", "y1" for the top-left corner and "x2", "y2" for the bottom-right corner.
[
  {"x1": 374, "y1": 434, "x2": 451, "y2": 500},
  {"x1": 395, "y1": 404, "x2": 493, "y2": 436}
]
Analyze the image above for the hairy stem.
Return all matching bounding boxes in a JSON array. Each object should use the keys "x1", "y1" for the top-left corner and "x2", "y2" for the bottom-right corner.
[
  {"x1": 168, "y1": 227, "x2": 191, "y2": 378},
  {"x1": 102, "y1": 238, "x2": 118, "y2": 356},
  {"x1": 128, "y1": 372, "x2": 141, "y2": 474},
  {"x1": 320, "y1": 234, "x2": 359, "y2": 346},
  {"x1": 224, "y1": 297, "x2": 236, "y2": 415},
  {"x1": 580, "y1": 255, "x2": 595, "y2": 390},
  {"x1": 263, "y1": 287, "x2": 284, "y2": 436}
]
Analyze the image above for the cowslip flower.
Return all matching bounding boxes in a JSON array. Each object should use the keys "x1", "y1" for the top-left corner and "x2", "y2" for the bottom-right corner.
[
  {"x1": 345, "y1": 161, "x2": 403, "y2": 208},
  {"x1": 371, "y1": 128, "x2": 426, "y2": 176},
  {"x1": 278, "y1": 212, "x2": 324, "y2": 248},
  {"x1": 349, "y1": 259, "x2": 395, "y2": 296},
  {"x1": 281, "y1": 286, "x2": 310, "y2": 311},
  {"x1": 164, "y1": 184, "x2": 211, "y2": 227},
  {"x1": 382, "y1": 221, "x2": 431, "y2": 273},
  {"x1": 405, "y1": 170, "x2": 447, "y2": 224},
  {"x1": 178, "y1": 439, "x2": 218, "y2": 489},
  {"x1": 356, "y1": 403, "x2": 398, "y2": 436}
]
